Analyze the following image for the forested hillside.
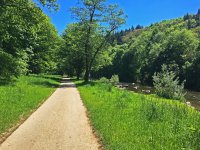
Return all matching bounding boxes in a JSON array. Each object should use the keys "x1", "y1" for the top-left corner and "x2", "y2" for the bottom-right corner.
[
  {"x1": 0, "y1": 0, "x2": 61, "y2": 81},
  {"x1": 91, "y1": 9, "x2": 200, "y2": 91}
]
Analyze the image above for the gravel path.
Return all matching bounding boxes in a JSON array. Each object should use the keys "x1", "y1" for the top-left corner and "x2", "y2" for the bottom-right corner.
[{"x1": 0, "y1": 78, "x2": 100, "y2": 150}]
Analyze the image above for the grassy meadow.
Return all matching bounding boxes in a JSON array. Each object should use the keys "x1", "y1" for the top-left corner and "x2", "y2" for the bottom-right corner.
[
  {"x1": 0, "y1": 75, "x2": 61, "y2": 136},
  {"x1": 75, "y1": 80, "x2": 200, "y2": 150}
]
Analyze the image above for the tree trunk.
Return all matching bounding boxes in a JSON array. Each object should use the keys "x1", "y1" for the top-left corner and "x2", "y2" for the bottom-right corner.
[
  {"x1": 83, "y1": 5, "x2": 96, "y2": 82},
  {"x1": 76, "y1": 74, "x2": 80, "y2": 80},
  {"x1": 76, "y1": 69, "x2": 81, "y2": 80},
  {"x1": 84, "y1": 67, "x2": 89, "y2": 82}
]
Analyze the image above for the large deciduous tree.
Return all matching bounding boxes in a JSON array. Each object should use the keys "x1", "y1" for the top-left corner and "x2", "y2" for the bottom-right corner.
[
  {"x1": 61, "y1": 24, "x2": 86, "y2": 79},
  {"x1": 0, "y1": 0, "x2": 60, "y2": 80},
  {"x1": 70, "y1": 0, "x2": 126, "y2": 82}
]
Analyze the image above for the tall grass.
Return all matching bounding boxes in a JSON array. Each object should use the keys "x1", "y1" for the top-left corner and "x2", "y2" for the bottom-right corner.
[
  {"x1": 0, "y1": 75, "x2": 61, "y2": 135},
  {"x1": 75, "y1": 80, "x2": 200, "y2": 150}
]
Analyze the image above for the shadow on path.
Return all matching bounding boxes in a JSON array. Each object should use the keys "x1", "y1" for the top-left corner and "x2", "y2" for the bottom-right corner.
[{"x1": 60, "y1": 78, "x2": 76, "y2": 88}]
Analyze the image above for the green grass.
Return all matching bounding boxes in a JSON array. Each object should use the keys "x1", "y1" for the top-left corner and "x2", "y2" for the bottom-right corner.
[
  {"x1": 75, "y1": 80, "x2": 200, "y2": 150},
  {"x1": 0, "y1": 74, "x2": 61, "y2": 135}
]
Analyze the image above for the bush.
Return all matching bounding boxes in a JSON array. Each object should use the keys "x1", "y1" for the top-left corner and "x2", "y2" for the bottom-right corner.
[
  {"x1": 153, "y1": 65, "x2": 186, "y2": 102},
  {"x1": 110, "y1": 75, "x2": 119, "y2": 85},
  {"x1": 98, "y1": 77, "x2": 113, "y2": 92},
  {"x1": 98, "y1": 77, "x2": 110, "y2": 84}
]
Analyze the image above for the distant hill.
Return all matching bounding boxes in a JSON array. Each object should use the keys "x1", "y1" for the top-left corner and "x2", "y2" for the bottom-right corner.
[
  {"x1": 112, "y1": 9, "x2": 200, "y2": 45},
  {"x1": 93, "y1": 9, "x2": 200, "y2": 91}
]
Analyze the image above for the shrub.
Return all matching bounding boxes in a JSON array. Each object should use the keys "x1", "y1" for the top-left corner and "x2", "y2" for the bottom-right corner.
[
  {"x1": 98, "y1": 77, "x2": 110, "y2": 84},
  {"x1": 98, "y1": 77, "x2": 113, "y2": 92},
  {"x1": 110, "y1": 75, "x2": 119, "y2": 85},
  {"x1": 153, "y1": 65, "x2": 186, "y2": 102}
]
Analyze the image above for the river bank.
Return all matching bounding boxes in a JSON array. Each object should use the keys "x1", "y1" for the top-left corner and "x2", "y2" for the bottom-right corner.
[{"x1": 117, "y1": 82, "x2": 200, "y2": 110}]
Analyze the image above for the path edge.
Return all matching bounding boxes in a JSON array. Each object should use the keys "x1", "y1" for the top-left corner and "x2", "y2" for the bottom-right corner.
[
  {"x1": 73, "y1": 80, "x2": 104, "y2": 150},
  {"x1": 0, "y1": 80, "x2": 62, "y2": 145}
]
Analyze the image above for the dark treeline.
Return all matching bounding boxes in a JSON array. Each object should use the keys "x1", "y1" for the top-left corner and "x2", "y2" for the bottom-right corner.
[
  {"x1": 0, "y1": 0, "x2": 61, "y2": 81},
  {"x1": 91, "y1": 9, "x2": 200, "y2": 91},
  {"x1": 109, "y1": 25, "x2": 144, "y2": 45}
]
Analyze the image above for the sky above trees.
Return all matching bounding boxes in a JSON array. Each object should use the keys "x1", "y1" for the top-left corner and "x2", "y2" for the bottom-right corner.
[{"x1": 41, "y1": 0, "x2": 200, "y2": 34}]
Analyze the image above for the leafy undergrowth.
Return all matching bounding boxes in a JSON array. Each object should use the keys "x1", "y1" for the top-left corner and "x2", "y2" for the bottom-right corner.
[
  {"x1": 0, "y1": 75, "x2": 61, "y2": 135},
  {"x1": 74, "y1": 80, "x2": 200, "y2": 150}
]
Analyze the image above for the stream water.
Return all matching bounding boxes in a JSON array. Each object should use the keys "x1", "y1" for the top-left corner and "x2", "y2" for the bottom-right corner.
[{"x1": 118, "y1": 83, "x2": 200, "y2": 111}]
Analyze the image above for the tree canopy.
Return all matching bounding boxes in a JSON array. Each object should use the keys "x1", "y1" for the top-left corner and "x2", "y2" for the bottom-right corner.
[
  {"x1": 68, "y1": 0, "x2": 126, "y2": 81},
  {"x1": 91, "y1": 9, "x2": 200, "y2": 91},
  {"x1": 0, "y1": 0, "x2": 60, "y2": 80}
]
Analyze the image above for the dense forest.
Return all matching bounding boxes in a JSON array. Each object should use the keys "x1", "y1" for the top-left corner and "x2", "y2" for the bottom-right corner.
[
  {"x1": 0, "y1": 0, "x2": 61, "y2": 80},
  {"x1": 90, "y1": 9, "x2": 200, "y2": 91}
]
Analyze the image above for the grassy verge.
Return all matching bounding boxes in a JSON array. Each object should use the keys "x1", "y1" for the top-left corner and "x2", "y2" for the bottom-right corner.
[
  {"x1": 0, "y1": 75, "x2": 61, "y2": 136},
  {"x1": 75, "y1": 80, "x2": 200, "y2": 150}
]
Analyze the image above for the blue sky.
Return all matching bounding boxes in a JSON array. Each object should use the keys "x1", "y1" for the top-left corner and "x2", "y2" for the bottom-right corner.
[{"x1": 41, "y1": 0, "x2": 200, "y2": 34}]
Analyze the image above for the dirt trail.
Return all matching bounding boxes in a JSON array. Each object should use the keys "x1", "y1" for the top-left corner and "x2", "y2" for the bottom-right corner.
[{"x1": 0, "y1": 78, "x2": 100, "y2": 150}]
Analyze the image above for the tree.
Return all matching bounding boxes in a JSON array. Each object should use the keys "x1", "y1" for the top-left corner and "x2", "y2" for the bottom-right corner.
[
  {"x1": 155, "y1": 30, "x2": 199, "y2": 81},
  {"x1": 0, "y1": 50, "x2": 18, "y2": 80},
  {"x1": 0, "y1": 0, "x2": 58, "y2": 10},
  {"x1": 196, "y1": 9, "x2": 200, "y2": 26},
  {"x1": 37, "y1": 0, "x2": 58, "y2": 10},
  {"x1": 183, "y1": 13, "x2": 190, "y2": 21},
  {"x1": 61, "y1": 24, "x2": 86, "y2": 79},
  {"x1": 135, "y1": 25, "x2": 144, "y2": 30},
  {"x1": 131, "y1": 26, "x2": 135, "y2": 31},
  {"x1": 27, "y1": 10, "x2": 61, "y2": 74},
  {"x1": 187, "y1": 19, "x2": 197, "y2": 29},
  {"x1": 120, "y1": 49, "x2": 138, "y2": 82},
  {"x1": 153, "y1": 65, "x2": 186, "y2": 101},
  {"x1": 70, "y1": 0, "x2": 126, "y2": 82},
  {"x1": 0, "y1": 0, "x2": 35, "y2": 78},
  {"x1": 0, "y1": 0, "x2": 60, "y2": 80}
]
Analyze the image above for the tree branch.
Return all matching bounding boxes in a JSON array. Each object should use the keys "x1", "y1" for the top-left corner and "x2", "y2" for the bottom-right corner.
[{"x1": 89, "y1": 27, "x2": 117, "y2": 70}]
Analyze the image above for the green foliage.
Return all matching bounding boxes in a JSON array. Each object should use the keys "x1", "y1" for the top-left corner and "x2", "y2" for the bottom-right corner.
[
  {"x1": 120, "y1": 49, "x2": 138, "y2": 82},
  {"x1": 91, "y1": 44, "x2": 129, "y2": 80},
  {"x1": 0, "y1": 0, "x2": 61, "y2": 80},
  {"x1": 94, "y1": 9, "x2": 200, "y2": 91},
  {"x1": 98, "y1": 75, "x2": 119, "y2": 85},
  {"x1": 75, "y1": 80, "x2": 200, "y2": 149},
  {"x1": 98, "y1": 77, "x2": 110, "y2": 84},
  {"x1": 186, "y1": 57, "x2": 200, "y2": 91},
  {"x1": 0, "y1": 75, "x2": 61, "y2": 135},
  {"x1": 98, "y1": 77, "x2": 113, "y2": 92},
  {"x1": 0, "y1": 50, "x2": 18, "y2": 80},
  {"x1": 59, "y1": 24, "x2": 85, "y2": 79},
  {"x1": 69, "y1": 0, "x2": 126, "y2": 82},
  {"x1": 153, "y1": 65, "x2": 186, "y2": 102},
  {"x1": 37, "y1": 0, "x2": 59, "y2": 10},
  {"x1": 110, "y1": 74, "x2": 119, "y2": 85}
]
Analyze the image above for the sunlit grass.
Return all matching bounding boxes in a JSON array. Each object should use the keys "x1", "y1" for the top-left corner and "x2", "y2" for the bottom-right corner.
[
  {"x1": 0, "y1": 75, "x2": 61, "y2": 135},
  {"x1": 75, "y1": 80, "x2": 200, "y2": 150}
]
